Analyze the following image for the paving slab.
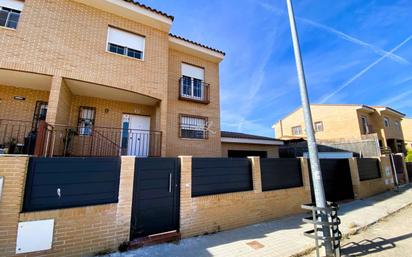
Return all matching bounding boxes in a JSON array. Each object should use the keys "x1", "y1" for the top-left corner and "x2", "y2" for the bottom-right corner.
[{"x1": 103, "y1": 185, "x2": 412, "y2": 257}]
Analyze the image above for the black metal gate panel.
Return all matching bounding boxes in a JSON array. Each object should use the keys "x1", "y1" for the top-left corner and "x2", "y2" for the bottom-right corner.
[
  {"x1": 407, "y1": 163, "x2": 412, "y2": 180},
  {"x1": 309, "y1": 159, "x2": 354, "y2": 202},
  {"x1": 130, "y1": 158, "x2": 180, "y2": 239}
]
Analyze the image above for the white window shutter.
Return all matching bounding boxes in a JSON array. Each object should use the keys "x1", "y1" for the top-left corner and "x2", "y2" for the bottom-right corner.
[
  {"x1": 182, "y1": 63, "x2": 204, "y2": 80},
  {"x1": 107, "y1": 27, "x2": 145, "y2": 52},
  {"x1": 0, "y1": 0, "x2": 24, "y2": 10}
]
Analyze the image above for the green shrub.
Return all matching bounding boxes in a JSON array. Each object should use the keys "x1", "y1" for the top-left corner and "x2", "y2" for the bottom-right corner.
[{"x1": 406, "y1": 149, "x2": 412, "y2": 163}]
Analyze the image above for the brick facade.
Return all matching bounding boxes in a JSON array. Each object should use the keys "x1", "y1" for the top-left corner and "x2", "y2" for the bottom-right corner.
[{"x1": 0, "y1": 0, "x2": 223, "y2": 157}]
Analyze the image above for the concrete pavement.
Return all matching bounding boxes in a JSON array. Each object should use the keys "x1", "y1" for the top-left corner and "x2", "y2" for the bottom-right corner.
[{"x1": 103, "y1": 185, "x2": 412, "y2": 257}]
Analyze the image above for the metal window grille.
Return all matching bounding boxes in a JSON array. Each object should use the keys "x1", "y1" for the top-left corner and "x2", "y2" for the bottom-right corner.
[
  {"x1": 77, "y1": 107, "x2": 96, "y2": 136},
  {"x1": 180, "y1": 115, "x2": 208, "y2": 139},
  {"x1": 0, "y1": 7, "x2": 21, "y2": 29}
]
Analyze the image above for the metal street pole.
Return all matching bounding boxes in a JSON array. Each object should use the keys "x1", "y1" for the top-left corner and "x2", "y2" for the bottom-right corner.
[{"x1": 285, "y1": 0, "x2": 333, "y2": 255}]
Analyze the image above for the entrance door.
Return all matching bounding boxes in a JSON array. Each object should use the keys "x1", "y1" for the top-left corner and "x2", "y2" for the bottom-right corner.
[
  {"x1": 121, "y1": 114, "x2": 150, "y2": 157},
  {"x1": 130, "y1": 158, "x2": 180, "y2": 239}
]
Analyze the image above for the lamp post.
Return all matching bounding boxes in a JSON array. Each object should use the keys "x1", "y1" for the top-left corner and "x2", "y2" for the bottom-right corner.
[{"x1": 285, "y1": 0, "x2": 333, "y2": 255}]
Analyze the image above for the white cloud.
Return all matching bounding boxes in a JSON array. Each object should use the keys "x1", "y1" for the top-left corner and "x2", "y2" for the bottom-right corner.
[{"x1": 319, "y1": 35, "x2": 412, "y2": 103}]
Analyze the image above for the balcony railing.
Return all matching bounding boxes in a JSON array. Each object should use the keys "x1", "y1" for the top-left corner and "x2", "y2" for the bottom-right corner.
[
  {"x1": 179, "y1": 77, "x2": 210, "y2": 104},
  {"x1": 361, "y1": 125, "x2": 376, "y2": 135},
  {"x1": 0, "y1": 120, "x2": 162, "y2": 157}
]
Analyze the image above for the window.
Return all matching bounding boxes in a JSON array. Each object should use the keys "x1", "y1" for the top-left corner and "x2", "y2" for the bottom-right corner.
[
  {"x1": 107, "y1": 27, "x2": 145, "y2": 60},
  {"x1": 0, "y1": 0, "x2": 24, "y2": 29},
  {"x1": 181, "y1": 63, "x2": 206, "y2": 101},
  {"x1": 361, "y1": 116, "x2": 369, "y2": 134},
  {"x1": 31, "y1": 101, "x2": 48, "y2": 130},
  {"x1": 384, "y1": 117, "x2": 390, "y2": 127},
  {"x1": 77, "y1": 107, "x2": 96, "y2": 136},
  {"x1": 179, "y1": 115, "x2": 208, "y2": 139},
  {"x1": 314, "y1": 121, "x2": 324, "y2": 132},
  {"x1": 292, "y1": 126, "x2": 302, "y2": 136}
]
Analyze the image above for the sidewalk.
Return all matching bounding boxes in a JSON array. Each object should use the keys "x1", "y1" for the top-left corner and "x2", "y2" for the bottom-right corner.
[{"x1": 104, "y1": 185, "x2": 412, "y2": 257}]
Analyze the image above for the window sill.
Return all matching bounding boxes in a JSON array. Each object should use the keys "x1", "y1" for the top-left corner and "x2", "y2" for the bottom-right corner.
[
  {"x1": 179, "y1": 137, "x2": 208, "y2": 141},
  {"x1": 0, "y1": 26, "x2": 17, "y2": 32},
  {"x1": 105, "y1": 50, "x2": 145, "y2": 62},
  {"x1": 179, "y1": 95, "x2": 210, "y2": 104}
]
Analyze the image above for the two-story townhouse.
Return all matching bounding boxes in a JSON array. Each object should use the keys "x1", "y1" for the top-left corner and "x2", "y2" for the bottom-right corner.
[
  {"x1": 0, "y1": 0, "x2": 225, "y2": 157},
  {"x1": 273, "y1": 104, "x2": 406, "y2": 153},
  {"x1": 402, "y1": 117, "x2": 412, "y2": 150}
]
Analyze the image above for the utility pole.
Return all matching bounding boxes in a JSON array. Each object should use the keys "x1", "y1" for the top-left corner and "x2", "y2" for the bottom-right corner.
[{"x1": 285, "y1": 0, "x2": 333, "y2": 256}]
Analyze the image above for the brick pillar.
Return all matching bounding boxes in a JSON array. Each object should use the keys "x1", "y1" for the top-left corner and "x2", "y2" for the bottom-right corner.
[
  {"x1": 115, "y1": 156, "x2": 136, "y2": 244},
  {"x1": 299, "y1": 158, "x2": 312, "y2": 201},
  {"x1": 46, "y1": 76, "x2": 72, "y2": 125},
  {"x1": 348, "y1": 158, "x2": 361, "y2": 199},
  {"x1": 248, "y1": 157, "x2": 262, "y2": 193},
  {"x1": 179, "y1": 156, "x2": 192, "y2": 237},
  {"x1": 0, "y1": 156, "x2": 29, "y2": 257}
]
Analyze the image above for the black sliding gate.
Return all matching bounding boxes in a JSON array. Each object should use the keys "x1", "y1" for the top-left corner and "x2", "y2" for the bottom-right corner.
[
  {"x1": 130, "y1": 158, "x2": 180, "y2": 240},
  {"x1": 309, "y1": 159, "x2": 354, "y2": 202}
]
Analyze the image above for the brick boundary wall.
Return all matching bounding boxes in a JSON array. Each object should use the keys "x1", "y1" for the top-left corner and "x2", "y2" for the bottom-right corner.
[
  {"x1": 348, "y1": 156, "x2": 395, "y2": 199},
  {"x1": 0, "y1": 156, "x2": 135, "y2": 257},
  {"x1": 179, "y1": 156, "x2": 312, "y2": 238}
]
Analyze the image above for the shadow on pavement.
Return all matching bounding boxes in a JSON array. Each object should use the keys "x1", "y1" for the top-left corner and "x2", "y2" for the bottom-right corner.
[{"x1": 341, "y1": 232, "x2": 412, "y2": 256}]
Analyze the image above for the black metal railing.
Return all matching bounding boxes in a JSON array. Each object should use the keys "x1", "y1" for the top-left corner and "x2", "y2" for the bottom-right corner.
[
  {"x1": 179, "y1": 77, "x2": 210, "y2": 104},
  {"x1": 0, "y1": 119, "x2": 36, "y2": 154},
  {"x1": 0, "y1": 119, "x2": 162, "y2": 157},
  {"x1": 41, "y1": 124, "x2": 162, "y2": 157}
]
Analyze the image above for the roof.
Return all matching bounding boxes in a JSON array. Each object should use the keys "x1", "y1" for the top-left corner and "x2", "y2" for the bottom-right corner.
[
  {"x1": 123, "y1": 0, "x2": 174, "y2": 21},
  {"x1": 221, "y1": 131, "x2": 281, "y2": 141},
  {"x1": 170, "y1": 33, "x2": 225, "y2": 56}
]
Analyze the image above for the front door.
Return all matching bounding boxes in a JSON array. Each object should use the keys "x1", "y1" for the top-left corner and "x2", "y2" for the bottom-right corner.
[{"x1": 121, "y1": 114, "x2": 151, "y2": 157}]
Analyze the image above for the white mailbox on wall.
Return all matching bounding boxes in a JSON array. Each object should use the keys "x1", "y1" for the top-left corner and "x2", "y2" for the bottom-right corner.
[{"x1": 16, "y1": 219, "x2": 54, "y2": 254}]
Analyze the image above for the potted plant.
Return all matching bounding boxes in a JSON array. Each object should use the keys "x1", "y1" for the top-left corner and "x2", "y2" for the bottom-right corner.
[{"x1": 6, "y1": 138, "x2": 17, "y2": 154}]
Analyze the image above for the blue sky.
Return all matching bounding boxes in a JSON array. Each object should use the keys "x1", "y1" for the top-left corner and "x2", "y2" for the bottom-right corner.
[{"x1": 144, "y1": 0, "x2": 412, "y2": 137}]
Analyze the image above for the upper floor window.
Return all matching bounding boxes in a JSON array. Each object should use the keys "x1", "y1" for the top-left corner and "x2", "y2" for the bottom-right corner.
[
  {"x1": 0, "y1": 0, "x2": 24, "y2": 29},
  {"x1": 78, "y1": 106, "x2": 96, "y2": 136},
  {"x1": 384, "y1": 117, "x2": 390, "y2": 127},
  {"x1": 361, "y1": 116, "x2": 369, "y2": 134},
  {"x1": 292, "y1": 125, "x2": 302, "y2": 136},
  {"x1": 180, "y1": 63, "x2": 209, "y2": 103},
  {"x1": 107, "y1": 27, "x2": 145, "y2": 60},
  {"x1": 314, "y1": 121, "x2": 324, "y2": 132},
  {"x1": 179, "y1": 114, "x2": 208, "y2": 139},
  {"x1": 394, "y1": 121, "x2": 400, "y2": 129}
]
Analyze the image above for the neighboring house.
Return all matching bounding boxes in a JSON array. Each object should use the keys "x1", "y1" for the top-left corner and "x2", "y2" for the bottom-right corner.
[
  {"x1": 0, "y1": 0, "x2": 225, "y2": 157},
  {"x1": 402, "y1": 118, "x2": 412, "y2": 150},
  {"x1": 221, "y1": 131, "x2": 283, "y2": 158},
  {"x1": 273, "y1": 104, "x2": 406, "y2": 154}
]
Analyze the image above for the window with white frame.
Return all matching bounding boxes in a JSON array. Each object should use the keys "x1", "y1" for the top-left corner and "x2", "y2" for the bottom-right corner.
[
  {"x1": 78, "y1": 107, "x2": 96, "y2": 136},
  {"x1": 384, "y1": 117, "x2": 390, "y2": 127},
  {"x1": 314, "y1": 121, "x2": 324, "y2": 132},
  {"x1": 0, "y1": 0, "x2": 23, "y2": 29},
  {"x1": 181, "y1": 63, "x2": 205, "y2": 100},
  {"x1": 107, "y1": 27, "x2": 145, "y2": 60},
  {"x1": 292, "y1": 125, "x2": 302, "y2": 136},
  {"x1": 179, "y1": 115, "x2": 207, "y2": 139}
]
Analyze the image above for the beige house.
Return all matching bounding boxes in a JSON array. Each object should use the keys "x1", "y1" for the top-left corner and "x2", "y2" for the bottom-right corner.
[
  {"x1": 402, "y1": 118, "x2": 412, "y2": 150},
  {"x1": 273, "y1": 104, "x2": 406, "y2": 153},
  {"x1": 0, "y1": 0, "x2": 225, "y2": 157}
]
